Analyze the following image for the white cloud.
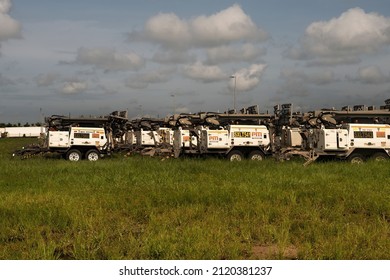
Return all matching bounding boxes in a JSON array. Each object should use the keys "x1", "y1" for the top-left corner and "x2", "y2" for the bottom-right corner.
[
  {"x1": 0, "y1": 0, "x2": 21, "y2": 42},
  {"x1": 144, "y1": 12, "x2": 191, "y2": 50},
  {"x1": 286, "y1": 7, "x2": 390, "y2": 65},
  {"x1": 205, "y1": 44, "x2": 266, "y2": 65},
  {"x1": 35, "y1": 73, "x2": 60, "y2": 87},
  {"x1": 190, "y1": 4, "x2": 268, "y2": 47},
  {"x1": 229, "y1": 64, "x2": 267, "y2": 92},
  {"x1": 347, "y1": 65, "x2": 390, "y2": 84},
  {"x1": 183, "y1": 61, "x2": 226, "y2": 83},
  {"x1": 0, "y1": 0, "x2": 11, "y2": 13},
  {"x1": 129, "y1": 4, "x2": 268, "y2": 50},
  {"x1": 125, "y1": 4, "x2": 269, "y2": 94},
  {"x1": 125, "y1": 67, "x2": 176, "y2": 89},
  {"x1": 61, "y1": 80, "x2": 88, "y2": 94},
  {"x1": 74, "y1": 47, "x2": 145, "y2": 72}
]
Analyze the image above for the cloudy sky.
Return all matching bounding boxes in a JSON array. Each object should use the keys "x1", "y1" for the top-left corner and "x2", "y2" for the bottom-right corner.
[{"x1": 1, "y1": 0, "x2": 390, "y2": 123}]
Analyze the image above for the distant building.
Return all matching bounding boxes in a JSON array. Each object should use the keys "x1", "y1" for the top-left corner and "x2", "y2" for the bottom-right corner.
[{"x1": 0, "y1": 127, "x2": 45, "y2": 138}]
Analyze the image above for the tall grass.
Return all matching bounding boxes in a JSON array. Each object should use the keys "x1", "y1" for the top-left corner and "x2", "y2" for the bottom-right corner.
[{"x1": 1, "y1": 138, "x2": 389, "y2": 259}]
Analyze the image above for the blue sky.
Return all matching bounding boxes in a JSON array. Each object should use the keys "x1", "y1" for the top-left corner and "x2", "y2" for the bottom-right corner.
[{"x1": 1, "y1": 0, "x2": 390, "y2": 123}]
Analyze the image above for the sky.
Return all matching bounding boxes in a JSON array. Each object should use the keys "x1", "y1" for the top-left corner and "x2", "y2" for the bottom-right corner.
[{"x1": 1, "y1": 0, "x2": 390, "y2": 123}]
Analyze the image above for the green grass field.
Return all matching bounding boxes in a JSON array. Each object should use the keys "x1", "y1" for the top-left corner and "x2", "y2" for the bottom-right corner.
[{"x1": 1, "y1": 138, "x2": 389, "y2": 259}]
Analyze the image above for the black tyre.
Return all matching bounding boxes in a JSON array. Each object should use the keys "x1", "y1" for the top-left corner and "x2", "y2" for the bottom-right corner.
[
  {"x1": 348, "y1": 153, "x2": 365, "y2": 164},
  {"x1": 371, "y1": 152, "x2": 389, "y2": 161},
  {"x1": 248, "y1": 150, "x2": 264, "y2": 161},
  {"x1": 227, "y1": 150, "x2": 244, "y2": 161},
  {"x1": 66, "y1": 149, "x2": 82, "y2": 162},
  {"x1": 86, "y1": 149, "x2": 100, "y2": 161}
]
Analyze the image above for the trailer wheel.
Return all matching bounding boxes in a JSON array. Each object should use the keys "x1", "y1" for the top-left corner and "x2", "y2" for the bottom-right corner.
[
  {"x1": 248, "y1": 150, "x2": 264, "y2": 161},
  {"x1": 348, "y1": 153, "x2": 365, "y2": 164},
  {"x1": 86, "y1": 149, "x2": 100, "y2": 161},
  {"x1": 66, "y1": 149, "x2": 82, "y2": 162},
  {"x1": 227, "y1": 150, "x2": 244, "y2": 161},
  {"x1": 371, "y1": 152, "x2": 388, "y2": 161}
]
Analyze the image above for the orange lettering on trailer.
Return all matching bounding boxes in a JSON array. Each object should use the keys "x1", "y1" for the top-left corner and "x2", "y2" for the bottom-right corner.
[
  {"x1": 376, "y1": 131, "x2": 385, "y2": 138},
  {"x1": 252, "y1": 132, "x2": 262, "y2": 138}
]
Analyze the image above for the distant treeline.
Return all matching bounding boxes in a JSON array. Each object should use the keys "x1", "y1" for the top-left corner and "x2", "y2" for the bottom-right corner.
[{"x1": 0, "y1": 122, "x2": 42, "y2": 128}]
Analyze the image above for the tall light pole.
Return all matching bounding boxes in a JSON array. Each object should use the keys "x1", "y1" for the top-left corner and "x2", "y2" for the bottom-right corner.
[
  {"x1": 39, "y1": 108, "x2": 44, "y2": 135},
  {"x1": 170, "y1": 94, "x2": 175, "y2": 115},
  {"x1": 230, "y1": 75, "x2": 237, "y2": 112}
]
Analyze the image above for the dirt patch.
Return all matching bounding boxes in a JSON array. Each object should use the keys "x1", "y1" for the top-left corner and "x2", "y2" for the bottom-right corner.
[{"x1": 252, "y1": 244, "x2": 298, "y2": 259}]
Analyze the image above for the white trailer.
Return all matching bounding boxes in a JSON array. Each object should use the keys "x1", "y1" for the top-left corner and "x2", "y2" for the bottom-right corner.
[
  {"x1": 13, "y1": 113, "x2": 129, "y2": 161},
  {"x1": 127, "y1": 127, "x2": 176, "y2": 157},
  {"x1": 306, "y1": 123, "x2": 390, "y2": 163},
  {"x1": 135, "y1": 129, "x2": 160, "y2": 147},
  {"x1": 135, "y1": 128, "x2": 174, "y2": 147},
  {"x1": 174, "y1": 124, "x2": 271, "y2": 161},
  {"x1": 47, "y1": 127, "x2": 108, "y2": 161}
]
